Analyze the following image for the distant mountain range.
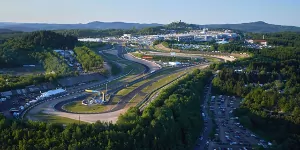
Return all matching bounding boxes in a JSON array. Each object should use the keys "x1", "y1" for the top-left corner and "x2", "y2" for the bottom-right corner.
[
  {"x1": 0, "y1": 21, "x2": 162, "y2": 32},
  {"x1": 198, "y1": 21, "x2": 300, "y2": 33},
  {"x1": 0, "y1": 29, "x2": 15, "y2": 33},
  {"x1": 0, "y1": 21, "x2": 300, "y2": 33}
]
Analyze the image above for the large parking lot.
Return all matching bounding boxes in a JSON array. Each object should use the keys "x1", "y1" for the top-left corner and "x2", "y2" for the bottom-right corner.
[{"x1": 208, "y1": 95, "x2": 272, "y2": 150}]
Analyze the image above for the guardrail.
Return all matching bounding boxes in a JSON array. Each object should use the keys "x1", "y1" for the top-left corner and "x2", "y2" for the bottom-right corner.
[
  {"x1": 21, "y1": 48, "x2": 199, "y2": 118},
  {"x1": 137, "y1": 64, "x2": 208, "y2": 110},
  {"x1": 20, "y1": 69, "x2": 134, "y2": 119},
  {"x1": 137, "y1": 72, "x2": 187, "y2": 110},
  {"x1": 47, "y1": 68, "x2": 169, "y2": 114},
  {"x1": 20, "y1": 65, "x2": 165, "y2": 117}
]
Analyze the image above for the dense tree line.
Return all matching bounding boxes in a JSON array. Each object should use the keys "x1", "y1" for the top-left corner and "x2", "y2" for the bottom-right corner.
[
  {"x1": 247, "y1": 32, "x2": 300, "y2": 47},
  {"x1": 0, "y1": 69, "x2": 212, "y2": 150},
  {"x1": 259, "y1": 47, "x2": 300, "y2": 60},
  {"x1": 0, "y1": 51, "x2": 71, "y2": 92},
  {"x1": 76, "y1": 41, "x2": 107, "y2": 49},
  {"x1": 0, "y1": 31, "x2": 78, "y2": 67},
  {"x1": 211, "y1": 42, "x2": 253, "y2": 52},
  {"x1": 0, "y1": 31, "x2": 24, "y2": 43},
  {"x1": 56, "y1": 29, "x2": 130, "y2": 38},
  {"x1": 211, "y1": 45, "x2": 300, "y2": 149},
  {"x1": 0, "y1": 31, "x2": 77, "y2": 91},
  {"x1": 55, "y1": 22, "x2": 198, "y2": 38},
  {"x1": 74, "y1": 46, "x2": 104, "y2": 72},
  {"x1": 0, "y1": 74, "x2": 46, "y2": 92},
  {"x1": 43, "y1": 52, "x2": 70, "y2": 75},
  {"x1": 4, "y1": 30, "x2": 77, "y2": 50}
]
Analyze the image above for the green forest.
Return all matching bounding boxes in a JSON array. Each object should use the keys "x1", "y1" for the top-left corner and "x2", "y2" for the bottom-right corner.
[
  {"x1": 0, "y1": 30, "x2": 77, "y2": 68},
  {"x1": 0, "y1": 31, "x2": 78, "y2": 91},
  {"x1": 0, "y1": 30, "x2": 109, "y2": 91},
  {"x1": 247, "y1": 32, "x2": 300, "y2": 47},
  {"x1": 74, "y1": 46, "x2": 104, "y2": 72},
  {"x1": 0, "y1": 70, "x2": 212, "y2": 150},
  {"x1": 211, "y1": 37, "x2": 300, "y2": 149}
]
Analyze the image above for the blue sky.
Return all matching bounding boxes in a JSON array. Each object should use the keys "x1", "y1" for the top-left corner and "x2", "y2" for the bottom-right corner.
[{"x1": 0, "y1": 0, "x2": 299, "y2": 26}]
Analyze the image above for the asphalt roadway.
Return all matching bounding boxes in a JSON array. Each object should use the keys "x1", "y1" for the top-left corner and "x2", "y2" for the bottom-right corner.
[
  {"x1": 194, "y1": 78, "x2": 214, "y2": 150},
  {"x1": 29, "y1": 64, "x2": 208, "y2": 124},
  {"x1": 25, "y1": 46, "x2": 234, "y2": 124},
  {"x1": 25, "y1": 46, "x2": 161, "y2": 123},
  {"x1": 148, "y1": 51, "x2": 236, "y2": 62}
]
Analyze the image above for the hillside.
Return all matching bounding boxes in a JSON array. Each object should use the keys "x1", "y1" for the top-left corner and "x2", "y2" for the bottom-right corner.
[
  {"x1": 159, "y1": 21, "x2": 300, "y2": 33},
  {"x1": 199, "y1": 21, "x2": 300, "y2": 33},
  {"x1": 1, "y1": 21, "x2": 300, "y2": 34},
  {"x1": 0, "y1": 21, "x2": 162, "y2": 32},
  {"x1": 0, "y1": 29, "x2": 19, "y2": 34},
  {"x1": 0, "y1": 31, "x2": 77, "y2": 68}
]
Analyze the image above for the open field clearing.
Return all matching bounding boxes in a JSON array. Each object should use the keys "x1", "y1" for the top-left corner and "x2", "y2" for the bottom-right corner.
[
  {"x1": 33, "y1": 111, "x2": 87, "y2": 124},
  {"x1": 63, "y1": 101, "x2": 107, "y2": 113}
]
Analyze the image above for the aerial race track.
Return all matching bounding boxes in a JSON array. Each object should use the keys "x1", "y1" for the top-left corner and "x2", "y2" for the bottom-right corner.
[
  {"x1": 25, "y1": 46, "x2": 162, "y2": 123},
  {"x1": 24, "y1": 45, "x2": 233, "y2": 123}
]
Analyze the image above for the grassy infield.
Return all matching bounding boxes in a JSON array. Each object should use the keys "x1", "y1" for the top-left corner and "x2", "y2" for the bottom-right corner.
[
  {"x1": 111, "y1": 67, "x2": 183, "y2": 106},
  {"x1": 35, "y1": 112, "x2": 86, "y2": 124},
  {"x1": 64, "y1": 101, "x2": 107, "y2": 113},
  {"x1": 37, "y1": 46, "x2": 220, "y2": 124},
  {"x1": 32, "y1": 51, "x2": 144, "y2": 124}
]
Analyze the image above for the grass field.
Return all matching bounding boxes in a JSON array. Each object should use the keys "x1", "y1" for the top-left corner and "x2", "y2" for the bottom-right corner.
[
  {"x1": 86, "y1": 51, "x2": 145, "y2": 92},
  {"x1": 63, "y1": 101, "x2": 108, "y2": 113},
  {"x1": 110, "y1": 67, "x2": 182, "y2": 102},
  {"x1": 114, "y1": 67, "x2": 190, "y2": 107},
  {"x1": 130, "y1": 66, "x2": 202, "y2": 107},
  {"x1": 142, "y1": 71, "x2": 185, "y2": 93},
  {"x1": 34, "y1": 111, "x2": 86, "y2": 124},
  {"x1": 203, "y1": 56, "x2": 222, "y2": 63},
  {"x1": 102, "y1": 52, "x2": 145, "y2": 82},
  {"x1": 111, "y1": 79, "x2": 149, "y2": 104}
]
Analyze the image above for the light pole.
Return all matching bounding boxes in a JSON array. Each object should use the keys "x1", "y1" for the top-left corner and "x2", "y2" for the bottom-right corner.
[{"x1": 79, "y1": 114, "x2": 80, "y2": 124}]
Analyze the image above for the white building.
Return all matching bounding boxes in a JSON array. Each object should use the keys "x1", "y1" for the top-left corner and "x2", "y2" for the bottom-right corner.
[
  {"x1": 247, "y1": 40, "x2": 268, "y2": 46},
  {"x1": 177, "y1": 35, "x2": 194, "y2": 42},
  {"x1": 78, "y1": 38, "x2": 101, "y2": 42},
  {"x1": 122, "y1": 34, "x2": 132, "y2": 39},
  {"x1": 37, "y1": 88, "x2": 66, "y2": 100},
  {"x1": 217, "y1": 39, "x2": 229, "y2": 44},
  {"x1": 169, "y1": 62, "x2": 181, "y2": 66}
]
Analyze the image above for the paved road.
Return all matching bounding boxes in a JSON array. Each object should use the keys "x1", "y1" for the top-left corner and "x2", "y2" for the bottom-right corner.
[
  {"x1": 25, "y1": 46, "x2": 161, "y2": 123},
  {"x1": 205, "y1": 95, "x2": 269, "y2": 149},
  {"x1": 35, "y1": 64, "x2": 207, "y2": 123},
  {"x1": 123, "y1": 53, "x2": 161, "y2": 72},
  {"x1": 148, "y1": 51, "x2": 236, "y2": 62},
  {"x1": 194, "y1": 79, "x2": 213, "y2": 150}
]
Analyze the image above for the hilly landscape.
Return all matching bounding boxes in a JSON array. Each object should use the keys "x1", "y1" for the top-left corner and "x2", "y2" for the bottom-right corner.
[
  {"x1": 0, "y1": 21, "x2": 162, "y2": 32},
  {"x1": 198, "y1": 21, "x2": 300, "y2": 33},
  {"x1": 1, "y1": 21, "x2": 300, "y2": 33}
]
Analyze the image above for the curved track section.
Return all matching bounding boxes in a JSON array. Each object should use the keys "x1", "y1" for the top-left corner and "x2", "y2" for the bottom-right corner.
[
  {"x1": 25, "y1": 45, "x2": 161, "y2": 122},
  {"x1": 116, "y1": 45, "x2": 152, "y2": 73}
]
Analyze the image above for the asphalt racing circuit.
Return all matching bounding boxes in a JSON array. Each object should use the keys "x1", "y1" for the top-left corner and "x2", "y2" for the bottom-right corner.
[
  {"x1": 24, "y1": 45, "x2": 228, "y2": 124},
  {"x1": 25, "y1": 45, "x2": 162, "y2": 123}
]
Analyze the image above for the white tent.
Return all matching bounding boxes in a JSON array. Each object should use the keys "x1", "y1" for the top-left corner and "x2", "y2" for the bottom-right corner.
[{"x1": 39, "y1": 88, "x2": 66, "y2": 98}]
